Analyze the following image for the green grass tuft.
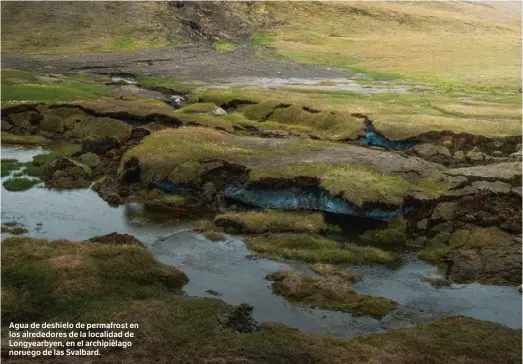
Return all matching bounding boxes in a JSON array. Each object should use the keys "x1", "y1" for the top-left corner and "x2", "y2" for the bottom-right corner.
[
  {"x1": 266, "y1": 271, "x2": 397, "y2": 318},
  {"x1": 3, "y1": 177, "x2": 40, "y2": 191},
  {"x1": 214, "y1": 40, "x2": 239, "y2": 52},
  {"x1": 245, "y1": 233, "x2": 395, "y2": 265},
  {"x1": 214, "y1": 210, "x2": 326, "y2": 234},
  {"x1": 1, "y1": 132, "x2": 47, "y2": 145}
]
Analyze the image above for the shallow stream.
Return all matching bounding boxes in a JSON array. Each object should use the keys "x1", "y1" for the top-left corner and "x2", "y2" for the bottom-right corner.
[{"x1": 1, "y1": 146, "x2": 521, "y2": 337}]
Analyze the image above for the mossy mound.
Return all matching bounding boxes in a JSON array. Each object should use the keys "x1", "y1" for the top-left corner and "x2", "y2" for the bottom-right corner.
[
  {"x1": 310, "y1": 263, "x2": 361, "y2": 284},
  {"x1": 266, "y1": 271, "x2": 397, "y2": 318},
  {"x1": 0, "y1": 132, "x2": 47, "y2": 145},
  {"x1": 2, "y1": 177, "x2": 40, "y2": 191},
  {"x1": 213, "y1": 210, "x2": 326, "y2": 234},
  {"x1": 245, "y1": 233, "x2": 395, "y2": 265},
  {"x1": 65, "y1": 116, "x2": 132, "y2": 142},
  {"x1": 2, "y1": 236, "x2": 188, "y2": 322}
]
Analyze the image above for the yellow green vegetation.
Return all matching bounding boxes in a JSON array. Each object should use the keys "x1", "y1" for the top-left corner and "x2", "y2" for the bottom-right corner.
[
  {"x1": 245, "y1": 233, "x2": 394, "y2": 265},
  {"x1": 121, "y1": 127, "x2": 319, "y2": 183},
  {"x1": 310, "y1": 263, "x2": 361, "y2": 284},
  {"x1": 178, "y1": 102, "x2": 221, "y2": 114},
  {"x1": 1, "y1": 82, "x2": 112, "y2": 102},
  {"x1": 214, "y1": 40, "x2": 239, "y2": 52},
  {"x1": 65, "y1": 116, "x2": 132, "y2": 141},
  {"x1": 360, "y1": 216, "x2": 406, "y2": 245},
  {"x1": 266, "y1": 271, "x2": 396, "y2": 318},
  {"x1": 123, "y1": 127, "x2": 447, "y2": 206},
  {"x1": 250, "y1": 163, "x2": 448, "y2": 207},
  {"x1": 1, "y1": 132, "x2": 47, "y2": 145},
  {"x1": 1, "y1": 159, "x2": 24, "y2": 177},
  {"x1": 1, "y1": 2, "x2": 183, "y2": 54},
  {"x1": 2, "y1": 236, "x2": 521, "y2": 363},
  {"x1": 2, "y1": 236, "x2": 188, "y2": 322},
  {"x1": 2, "y1": 177, "x2": 40, "y2": 191},
  {"x1": 213, "y1": 210, "x2": 326, "y2": 234},
  {"x1": 255, "y1": 2, "x2": 521, "y2": 92},
  {"x1": 198, "y1": 88, "x2": 522, "y2": 140}
]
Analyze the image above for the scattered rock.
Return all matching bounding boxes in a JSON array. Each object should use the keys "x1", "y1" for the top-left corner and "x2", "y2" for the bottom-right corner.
[
  {"x1": 508, "y1": 151, "x2": 522, "y2": 162},
  {"x1": 413, "y1": 144, "x2": 451, "y2": 158},
  {"x1": 45, "y1": 156, "x2": 92, "y2": 189},
  {"x1": 421, "y1": 277, "x2": 452, "y2": 288},
  {"x1": 78, "y1": 152, "x2": 101, "y2": 168},
  {"x1": 210, "y1": 106, "x2": 227, "y2": 116},
  {"x1": 491, "y1": 151, "x2": 503, "y2": 157}
]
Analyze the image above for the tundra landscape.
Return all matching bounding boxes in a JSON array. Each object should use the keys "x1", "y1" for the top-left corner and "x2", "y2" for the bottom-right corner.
[{"x1": 0, "y1": 1, "x2": 522, "y2": 363}]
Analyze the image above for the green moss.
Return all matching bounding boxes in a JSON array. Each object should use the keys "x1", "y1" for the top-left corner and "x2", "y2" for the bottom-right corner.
[
  {"x1": 1, "y1": 132, "x2": 47, "y2": 145},
  {"x1": 21, "y1": 163, "x2": 45, "y2": 178},
  {"x1": 1, "y1": 159, "x2": 24, "y2": 177},
  {"x1": 162, "y1": 194, "x2": 186, "y2": 206},
  {"x1": 1, "y1": 83, "x2": 112, "y2": 102},
  {"x1": 214, "y1": 40, "x2": 239, "y2": 52},
  {"x1": 1, "y1": 69, "x2": 37, "y2": 85},
  {"x1": 65, "y1": 116, "x2": 131, "y2": 141},
  {"x1": 47, "y1": 142, "x2": 82, "y2": 155},
  {"x1": 9, "y1": 111, "x2": 38, "y2": 128},
  {"x1": 32, "y1": 153, "x2": 56, "y2": 166},
  {"x1": 121, "y1": 127, "x2": 316, "y2": 184},
  {"x1": 240, "y1": 101, "x2": 282, "y2": 120},
  {"x1": 245, "y1": 233, "x2": 395, "y2": 265},
  {"x1": 1, "y1": 226, "x2": 28, "y2": 235},
  {"x1": 250, "y1": 163, "x2": 448, "y2": 207},
  {"x1": 2, "y1": 236, "x2": 188, "y2": 322},
  {"x1": 251, "y1": 32, "x2": 277, "y2": 46},
  {"x1": 214, "y1": 210, "x2": 326, "y2": 234},
  {"x1": 360, "y1": 216, "x2": 406, "y2": 245},
  {"x1": 203, "y1": 231, "x2": 226, "y2": 242},
  {"x1": 3, "y1": 177, "x2": 40, "y2": 191},
  {"x1": 40, "y1": 115, "x2": 64, "y2": 133},
  {"x1": 266, "y1": 271, "x2": 397, "y2": 318},
  {"x1": 78, "y1": 152, "x2": 101, "y2": 168}
]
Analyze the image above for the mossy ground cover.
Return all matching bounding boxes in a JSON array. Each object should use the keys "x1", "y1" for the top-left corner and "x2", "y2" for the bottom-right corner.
[
  {"x1": 123, "y1": 127, "x2": 448, "y2": 206},
  {"x1": 214, "y1": 40, "x2": 239, "y2": 52},
  {"x1": 198, "y1": 88, "x2": 522, "y2": 140},
  {"x1": 2, "y1": 177, "x2": 40, "y2": 191},
  {"x1": 254, "y1": 2, "x2": 521, "y2": 93},
  {"x1": 2, "y1": 236, "x2": 521, "y2": 363},
  {"x1": 1, "y1": 132, "x2": 47, "y2": 145},
  {"x1": 266, "y1": 271, "x2": 397, "y2": 318},
  {"x1": 245, "y1": 233, "x2": 395, "y2": 265},
  {"x1": 213, "y1": 210, "x2": 326, "y2": 234},
  {"x1": 1, "y1": 82, "x2": 112, "y2": 103},
  {"x1": 1, "y1": 159, "x2": 24, "y2": 177},
  {"x1": 359, "y1": 216, "x2": 406, "y2": 246},
  {"x1": 249, "y1": 162, "x2": 448, "y2": 207}
]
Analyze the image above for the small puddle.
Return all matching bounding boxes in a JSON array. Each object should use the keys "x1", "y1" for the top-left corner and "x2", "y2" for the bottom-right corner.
[{"x1": 1, "y1": 145, "x2": 521, "y2": 337}]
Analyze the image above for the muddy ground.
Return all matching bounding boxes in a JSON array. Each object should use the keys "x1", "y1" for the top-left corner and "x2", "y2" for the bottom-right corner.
[{"x1": 1, "y1": 45, "x2": 350, "y2": 81}]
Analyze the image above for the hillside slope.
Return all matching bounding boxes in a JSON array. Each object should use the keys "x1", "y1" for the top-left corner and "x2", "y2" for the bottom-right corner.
[{"x1": 1, "y1": 1, "x2": 521, "y2": 92}]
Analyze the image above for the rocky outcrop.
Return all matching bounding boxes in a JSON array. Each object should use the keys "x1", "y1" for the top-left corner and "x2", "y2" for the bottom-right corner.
[{"x1": 45, "y1": 156, "x2": 92, "y2": 189}]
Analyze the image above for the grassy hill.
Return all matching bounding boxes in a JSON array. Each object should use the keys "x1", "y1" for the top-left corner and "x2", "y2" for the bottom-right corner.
[{"x1": 1, "y1": 1, "x2": 521, "y2": 92}]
